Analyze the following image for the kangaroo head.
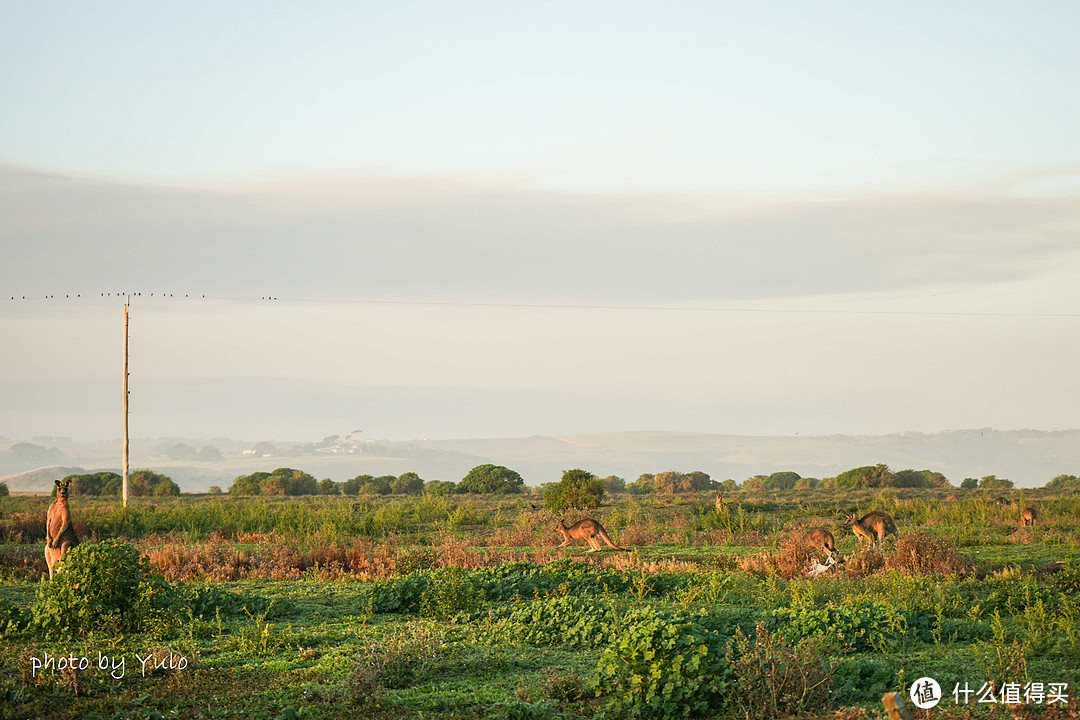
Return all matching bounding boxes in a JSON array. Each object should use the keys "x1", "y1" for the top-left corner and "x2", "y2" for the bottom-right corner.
[
  {"x1": 55, "y1": 479, "x2": 70, "y2": 500},
  {"x1": 843, "y1": 513, "x2": 856, "y2": 526}
]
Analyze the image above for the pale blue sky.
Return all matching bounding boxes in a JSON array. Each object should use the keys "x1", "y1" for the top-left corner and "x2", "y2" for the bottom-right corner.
[
  {"x1": 2, "y1": 1, "x2": 1077, "y2": 190},
  {"x1": 1, "y1": 1, "x2": 1078, "y2": 443}
]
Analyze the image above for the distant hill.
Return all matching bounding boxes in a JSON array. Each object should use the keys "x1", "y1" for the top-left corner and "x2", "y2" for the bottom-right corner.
[
  {"x1": 1, "y1": 466, "x2": 86, "y2": 493},
  {"x1": 2, "y1": 429, "x2": 1076, "y2": 492}
]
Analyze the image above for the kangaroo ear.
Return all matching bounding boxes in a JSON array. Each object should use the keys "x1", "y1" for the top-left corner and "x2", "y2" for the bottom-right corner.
[{"x1": 55, "y1": 479, "x2": 62, "y2": 487}]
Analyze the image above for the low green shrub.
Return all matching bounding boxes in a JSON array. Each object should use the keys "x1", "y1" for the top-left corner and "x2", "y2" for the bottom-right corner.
[
  {"x1": 481, "y1": 595, "x2": 621, "y2": 647},
  {"x1": 832, "y1": 657, "x2": 896, "y2": 703},
  {"x1": 474, "y1": 559, "x2": 635, "y2": 600},
  {"x1": 594, "y1": 607, "x2": 731, "y2": 719},
  {"x1": 364, "y1": 560, "x2": 690, "y2": 616},
  {"x1": 770, "y1": 600, "x2": 927, "y2": 652},
  {"x1": 419, "y1": 566, "x2": 484, "y2": 620},
  {"x1": 488, "y1": 700, "x2": 564, "y2": 720},
  {"x1": 178, "y1": 583, "x2": 274, "y2": 620},
  {"x1": 32, "y1": 540, "x2": 183, "y2": 640},
  {"x1": 0, "y1": 596, "x2": 31, "y2": 636}
]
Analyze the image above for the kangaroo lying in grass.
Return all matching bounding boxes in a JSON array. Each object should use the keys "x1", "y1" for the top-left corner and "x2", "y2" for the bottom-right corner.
[
  {"x1": 46, "y1": 479, "x2": 80, "y2": 579},
  {"x1": 844, "y1": 511, "x2": 897, "y2": 548},
  {"x1": 555, "y1": 519, "x2": 627, "y2": 553}
]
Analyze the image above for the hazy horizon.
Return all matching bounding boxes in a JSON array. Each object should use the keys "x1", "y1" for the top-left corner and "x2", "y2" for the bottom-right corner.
[{"x1": 3, "y1": 3, "x2": 1078, "y2": 443}]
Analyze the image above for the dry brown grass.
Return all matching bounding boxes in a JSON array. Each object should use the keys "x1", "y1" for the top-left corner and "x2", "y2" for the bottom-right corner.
[
  {"x1": 884, "y1": 532, "x2": 972, "y2": 577},
  {"x1": 612, "y1": 524, "x2": 651, "y2": 547},
  {"x1": 837, "y1": 548, "x2": 886, "y2": 578},
  {"x1": 139, "y1": 534, "x2": 417, "y2": 580},
  {"x1": 0, "y1": 510, "x2": 47, "y2": 543},
  {"x1": 738, "y1": 534, "x2": 814, "y2": 579},
  {"x1": 488, "y1": 524, "x2": 537, "y2": 548}
]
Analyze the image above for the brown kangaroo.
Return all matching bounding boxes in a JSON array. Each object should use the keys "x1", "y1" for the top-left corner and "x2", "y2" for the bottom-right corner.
[
  {"x1": 555, "y1": 519, "x2": 627, "y2": 553},
  {"x1": 1017, "y1": 507, "x2": 1037, "y2": 527},
  {"x1": 803, "y1": 528, "x2": 837, "y2": 559},
  {"x1": 844, "y1": 511, "x2": 897, "y2": 548},
  {"x1": 46, "y1": 479, "x2": 80, "y2": 579},
  {"x1": 714, "y1": 491, "x2": 726, "y2": 512}
]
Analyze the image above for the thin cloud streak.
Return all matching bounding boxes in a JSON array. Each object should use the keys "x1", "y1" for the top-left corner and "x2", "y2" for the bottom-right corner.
[{"x1": 2, "y1": 165, "x2": 1077, "y2": 304}]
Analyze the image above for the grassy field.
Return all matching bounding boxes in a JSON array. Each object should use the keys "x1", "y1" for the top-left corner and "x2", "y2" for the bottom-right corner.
[{"x1": 0, "y1": 488, "x2": 1077, "y2": 720}]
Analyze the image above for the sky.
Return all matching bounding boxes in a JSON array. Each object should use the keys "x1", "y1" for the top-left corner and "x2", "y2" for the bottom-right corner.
[{"x1": 1, "y1": 1, "x2": 1078, "y2": 442}]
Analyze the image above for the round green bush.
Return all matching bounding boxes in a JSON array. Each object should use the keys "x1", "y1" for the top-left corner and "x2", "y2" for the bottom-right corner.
[
  {"x1": 594, "y1": 608, "x2": 731, "y2": 718},
  {"x1": 32, "y1": 539, "x2": 181, "y2": 640}
]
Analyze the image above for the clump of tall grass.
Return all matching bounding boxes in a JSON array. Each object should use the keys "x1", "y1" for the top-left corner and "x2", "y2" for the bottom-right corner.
[
  {"x1": 0, "y1": 510, "x2": 48, "y2": 543},
  {"x1": 0, "y1": 545, "x2": 48, "y2": 580},
  {"x1": 145, "y1": 542, "x2": 254, "y2": 581},
  {"x1": 140, "y1": 533, "x2": 409, "y2": 580},
  {"x1": 727, "y1": 622, "x2": 840, "y2": 720},
  {"x1": 885, "y1": 532, "x2": 972, "y2": 577},
  {"x1": 738, "y1": 534, "x2": 814, "y2": 580},
  {"x1": 490, "y1": 523, "x2": 536, "y2": 548},
  {"x1": 411, "y1": 493, "x2": 452, "y2": 523},
  {"x1": 610, "y1": 523, "x2": 651, "y2": 547},
  {"x1": 840, "y1": 549, "x2": 886, "y2": 578}
]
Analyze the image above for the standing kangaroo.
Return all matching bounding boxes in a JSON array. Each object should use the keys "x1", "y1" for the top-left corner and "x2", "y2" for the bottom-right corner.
[
  {"x1": 46, "y1": 479, "x2": 80, "y2": 579},
  {"x1": 714, "y1": 491, "x2": 726, "y2": 512},
  {"x1": 1017, "y1": 507, "x2": 1037, "y2": 527},
  {"x1": 803, "y1": 528, "x2": 837, "y2": 559},
  {"x1": 555, "y1": 519, "x2": 627, "y2": 553},
  {"x1": 844, "y1": 511, "x2": 897, "y2": 548}
]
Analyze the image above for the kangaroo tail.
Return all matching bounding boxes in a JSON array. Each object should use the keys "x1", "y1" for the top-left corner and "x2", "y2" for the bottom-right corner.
[{"x1": 599, "y1": 530, "x2": 627, "y2": 551}]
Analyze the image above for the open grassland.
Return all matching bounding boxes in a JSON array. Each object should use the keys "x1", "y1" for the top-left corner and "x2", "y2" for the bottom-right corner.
[{"x1": 1, "y1": 488, "x2": 1078, "y2": 720}]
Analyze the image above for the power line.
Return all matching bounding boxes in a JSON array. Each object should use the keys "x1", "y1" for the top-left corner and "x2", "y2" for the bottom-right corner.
[{"x1": 6, "y1": 291, "x2": 1079, "y2": 318}]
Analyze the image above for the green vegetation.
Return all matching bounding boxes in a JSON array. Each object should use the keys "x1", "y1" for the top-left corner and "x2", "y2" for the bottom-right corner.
[
  {"x1": 543, "y1": 468, "x2": 606, "y2": 511},
  {"x1": 31, "y1": 540, "x2": 181, "y2": 640},
  {"x1": 1, "y1": 484, "x2": 1078, "y2": 719},
  {"x1": 61, "y1": 470, "x2": 179, "y2": 497},
  {"x1": 629, "y1": 471, "x2": 716, "y2": 494},
  {"x1": 457, "y1": 464, "x2": 525, "y2": 494},
  {"x1": 229, "y1": 467, "x2": 319, "y2": 496}
]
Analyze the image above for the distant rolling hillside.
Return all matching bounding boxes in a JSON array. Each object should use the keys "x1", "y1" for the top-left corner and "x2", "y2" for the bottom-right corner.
[
  {"x1": 3, "y1": 429, "x2": 1076, "y2": 492},
  {"x1": 1, "y1": 466, "x2": 86, "y2": 494}
]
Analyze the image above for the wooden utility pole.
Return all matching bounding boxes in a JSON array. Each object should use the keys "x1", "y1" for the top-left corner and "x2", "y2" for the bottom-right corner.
[{"x1": 122, "y1": 296, "x2": 129, "y2": 506}]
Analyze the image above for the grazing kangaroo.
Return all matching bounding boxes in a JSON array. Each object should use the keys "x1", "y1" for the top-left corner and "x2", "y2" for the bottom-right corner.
[
  {"x1": 46, "y1": 479, "x2": 80, "y2": 579},
  {"x1": 995, "y1": 496, "x2": 1012, "y2": 507},
  {"x1": 1017, "y1": 507, "x2": 1037, "y2": 527},
  {"x1": 555, "y1": 519, "x2": 627, "y2": 553},
  {"x1": 844, "y1": 511, "x2": 897, "y2": 548},
  {"x1": 803, "y1": 528, "x2": 837, "y2": 559}
]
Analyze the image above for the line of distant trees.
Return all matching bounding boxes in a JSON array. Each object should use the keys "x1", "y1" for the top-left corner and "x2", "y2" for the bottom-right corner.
[
  {"x1": 219, "y1": 463, "x2": 1079, "y2": 497},
  {"x1": 41, "y1": 463, "x2": 1072, "y2": 499},
  {"x1": 226, "y1": 464, "x2": 526, "y2": 497}
]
